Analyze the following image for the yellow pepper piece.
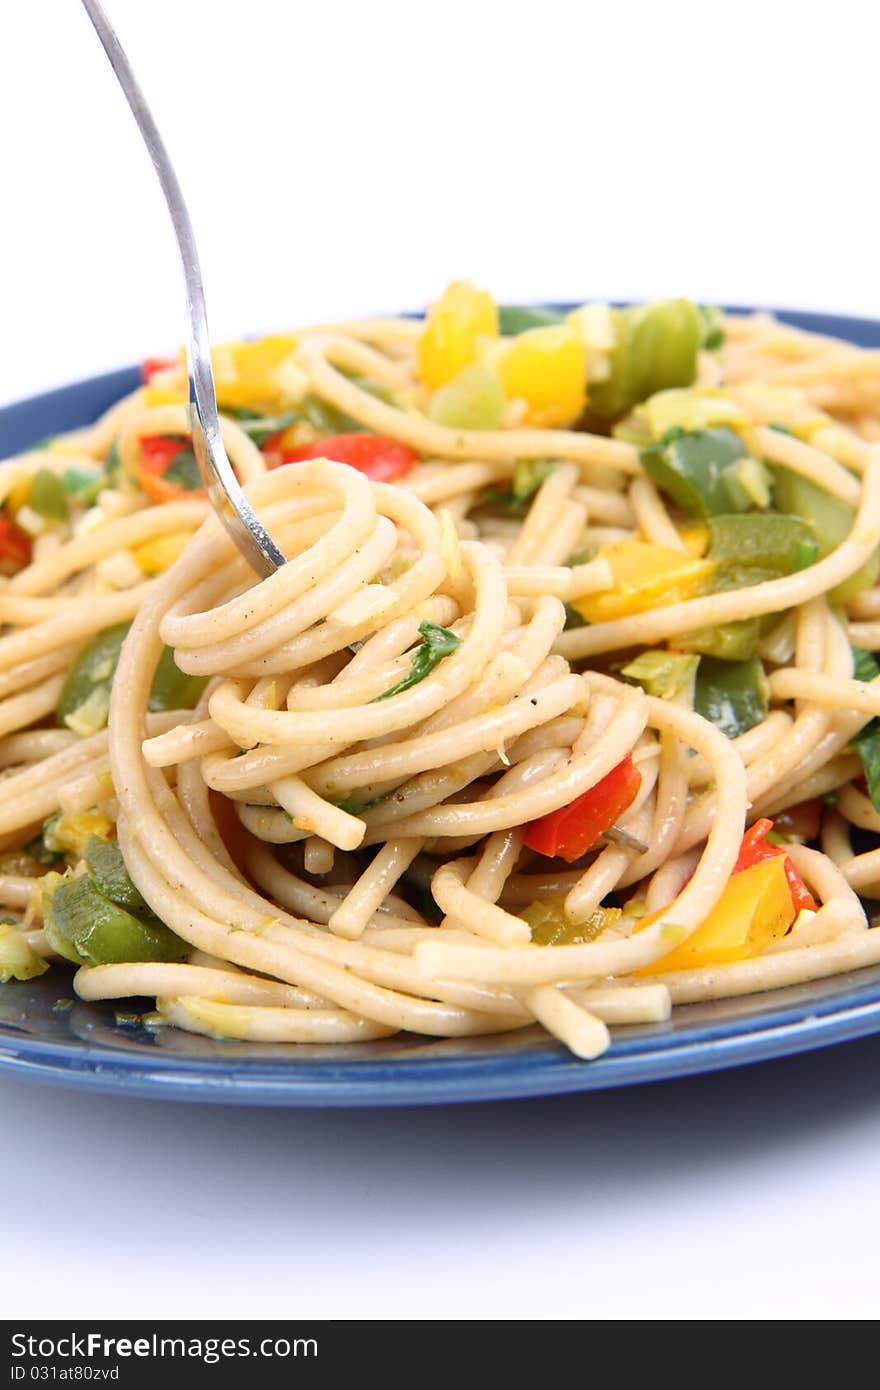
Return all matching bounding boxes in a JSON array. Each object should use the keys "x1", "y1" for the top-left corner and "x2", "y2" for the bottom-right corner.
[
  {"x1": 571, "y1": 539, "x2": 716, "y2": 623},
  {"x1": 142, "y1": 384, "x2": 186, "y2": 408},
  {"x1": 488, "y1": 324, "x2": 587, "y2": 427},
  {"x1": 418, "y1": 281, "x2": 498, "y2": 390},
  {"x1": 45, "y1": 809, "x2": 115, "y2": 859},
  {"x1": 192, "y1": 334, "x2": 300, "y2": 413},
  {"x1": 636, "y1": 856, "x2": 795, "y2": 974},
  {"x1": 644, "y1": 388, "x2": 749, "y2": 439},
  {"x1": 133, "y1": 531, "x2": 191, "y2": 575},
  {"x1": 679, "y1": 523, "x2": 710, "y2": 558},
  {"x1": 6, "y1": 477, "x2": 32, "y2": 515}
]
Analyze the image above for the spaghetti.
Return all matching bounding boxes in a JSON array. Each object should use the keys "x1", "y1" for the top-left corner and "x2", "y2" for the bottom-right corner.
[{"x1": 3, "y1": 288, "x2": 880, "y2": 1060}]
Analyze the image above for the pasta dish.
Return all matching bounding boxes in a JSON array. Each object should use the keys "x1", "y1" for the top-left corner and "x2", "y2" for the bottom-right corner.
[{"x1": 2, "y1": 285, "x2": 880, "y2": 1060}]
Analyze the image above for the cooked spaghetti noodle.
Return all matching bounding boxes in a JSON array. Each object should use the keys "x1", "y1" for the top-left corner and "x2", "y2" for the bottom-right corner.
[{"x1": 3, "y1": 289, "x2": 880, "y2": 1059}]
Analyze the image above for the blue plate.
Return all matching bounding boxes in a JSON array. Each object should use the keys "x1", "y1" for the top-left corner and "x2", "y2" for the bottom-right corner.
[{"x1": 3, "y1": 305, "x2": 880, "y2": 1107}]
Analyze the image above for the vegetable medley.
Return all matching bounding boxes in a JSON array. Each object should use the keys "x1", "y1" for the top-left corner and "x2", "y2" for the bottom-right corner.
[{"x1": 2, "y1": 278, "x2": 879, "y2": 1006}]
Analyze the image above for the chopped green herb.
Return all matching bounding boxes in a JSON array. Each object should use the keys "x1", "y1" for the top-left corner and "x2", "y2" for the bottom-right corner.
[
  {"x1": 162, "y1": 449, "x2": 203, "y2": 491},
  {"x1": 853, "y1": 647, "x2": 880, "y2": 683},
  {"x1": 563, "y1": 604, "x2": 587, "y2": 631},
  {"x1": 331, "y1": 792, "x2": 392, "y2": 817},
  {"x1": 694, "y1": 655, "x2": 769, "y2": 739},
  {"x1": 483, "y1": 458, "x2": 556, "y2": 513},
  {"x1": 62, "y1": 465, "x2": 106, "y2": 505},
  {"x1": 659, "y1": 425, "x2": 687, "y2": 445},
  {"x1": 114, "y1": 1011, "x2": 145, "y2": 1029},
  {"x1": 298, "y1": 377, "x2": 391, "y2": 436},
  {"x1": 103, "y1": 440, "x2": 125, "y2": 489},
  {"x1": 372, "y1": 622, "x2": 460, "y2": 702},
  {"x1": 851, "y1": 647, "x2": 880, "y2": 812},
  {"x1": 21, "y1": 832, "x2": 64, "y2": 868},
  {"x1": 225, "y1": 408, "x2": 300, "y2": 447},
  {"x1": 854, "y1": 727, "x2": 880, "y2": 814}
]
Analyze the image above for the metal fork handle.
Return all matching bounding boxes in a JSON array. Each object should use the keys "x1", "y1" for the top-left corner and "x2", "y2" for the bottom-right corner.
[{"x1": 80, "y1": 0, "x2": 286, "y2": 577}]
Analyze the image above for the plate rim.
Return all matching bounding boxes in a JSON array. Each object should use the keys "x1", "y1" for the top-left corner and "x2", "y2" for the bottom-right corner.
[
  {"x1": 3, "y1": 301, "x2": 880, "y2": 1106},
  {"x1": 4, "y1": 968, "x2": 880, "y2": 1106}
]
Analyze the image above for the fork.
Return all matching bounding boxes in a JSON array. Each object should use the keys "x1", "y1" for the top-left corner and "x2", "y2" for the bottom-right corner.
[{"x1": 80, "y1": 0, "x2": 286, "y2": 578}]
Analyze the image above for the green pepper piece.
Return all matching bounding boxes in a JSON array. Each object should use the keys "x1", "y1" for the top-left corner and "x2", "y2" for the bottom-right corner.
[
  {"x1": 697, "y1": 304, "x2": 725, "y2": 350},
  {"x1": 43, "y1": 873, "x2": 189, "y2": 966},
  {"x1": 0, "y1": 923, "x2": 48, "y2": 982},
  {"x1": 56, "y1": 622, "x2": 130, "y2": 729},
  {"x1": 58, "y1": 624, "x2": 208, "y2": 731},
  {"x1": 520, "y1": 899, "x2": 619, "y2": 946},
  {"x1": 428, "y1": 365, "x2": 506, "y2": 429},
  {"x1": 641, "y1": 428, "x2": 748, "y2": 518},
  {"x1": 678, "y1": 619, "x2": 762, "y2": 662},
  {"x1": 694, "y1": 655, "x2": 769, "y2": 739},
  {"x1": 28, "y1": 468, "x2": 70, "y2": 523},
  {"x1": 719, "y1": 456, "x2": 774, "y2": 512},
  {"x1": 498, "y1": 305, "x2": 566, "y2": 336},
  {"x1": 772, "y1": 467, "x2": 880, "y2": 602},
  {"x1": 83, "y1": 835, "x2": 151, "y2": 917},
  {"x1": 620, "y1": 650, "x2": 699, "y2": 698},
  {"x1": 588, "y1": 299, "x2": 704, "y2": 420},
  {"x1": 148, "y1": 646, "x2": 209, "y2": 713},
  {"x1": 707, "y1": 513, "x2": 817, "y2": 578}
]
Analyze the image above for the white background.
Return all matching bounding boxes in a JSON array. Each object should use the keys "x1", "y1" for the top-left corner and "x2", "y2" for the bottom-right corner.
[{"x1": 2, "y1": 0, "x2": 880, "y2": 1321}]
